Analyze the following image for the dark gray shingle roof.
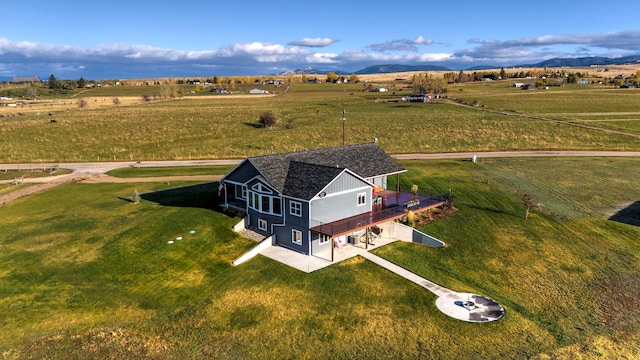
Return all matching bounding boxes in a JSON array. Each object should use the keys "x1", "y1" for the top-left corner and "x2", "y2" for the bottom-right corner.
[
  {"x1": 282, "y1": 161, "x2": 344, "y2": 200},
  {"x1": 248, "y1": 143, "x2": 405, "y2": 199}
]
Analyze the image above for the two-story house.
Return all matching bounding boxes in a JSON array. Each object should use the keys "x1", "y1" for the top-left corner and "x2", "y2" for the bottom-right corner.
[{"x1": 219, "y1": 142, "x2": 444, "y2": 261}]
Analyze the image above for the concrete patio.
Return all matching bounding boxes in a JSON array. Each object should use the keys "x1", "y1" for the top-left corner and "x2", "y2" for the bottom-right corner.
[{"x1": 259, "y1": 235, "x2": 399, "y2": 273}]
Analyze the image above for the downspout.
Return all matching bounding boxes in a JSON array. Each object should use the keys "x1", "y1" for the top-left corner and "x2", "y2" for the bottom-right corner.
[
  {"x1": 331, "y1": 236, "x2": 334, "y2": 262},
  {"x1": 308, "y1": 199, "x2": 312, "y2": 256}
]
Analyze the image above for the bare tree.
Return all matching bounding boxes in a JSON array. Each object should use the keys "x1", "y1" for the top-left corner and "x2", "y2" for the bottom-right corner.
[
  {"x1": 258, "y1": 111, "x2": 277, "y2": 129},
  {"x1": 522, "y1": 194, "x2": 543, "y2": 219},
  {"x1": 77, "y1": 98, "x2": 88, "y2": 108},
  {"x1": 112, "y1": 97, "x2": 121, "y2": 106}
]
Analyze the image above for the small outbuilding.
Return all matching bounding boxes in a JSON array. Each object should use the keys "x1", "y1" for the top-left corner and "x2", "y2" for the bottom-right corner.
[{"x1": 249, "y1": 88, "x2": 269, "y2": 94}]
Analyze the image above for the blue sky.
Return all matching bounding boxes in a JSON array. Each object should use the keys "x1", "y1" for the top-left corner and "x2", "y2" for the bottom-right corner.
[{"x1": 2, "y1": 0, "x2": 640, "y2": 79}]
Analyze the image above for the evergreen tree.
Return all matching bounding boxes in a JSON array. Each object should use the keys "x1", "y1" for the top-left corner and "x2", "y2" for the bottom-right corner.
[
  {"x1": 48, "y1": 74, "x2": 59, "y2": 89},
  {"x1": 77, "y1": 77, "x2": 87, "y2": 88}
]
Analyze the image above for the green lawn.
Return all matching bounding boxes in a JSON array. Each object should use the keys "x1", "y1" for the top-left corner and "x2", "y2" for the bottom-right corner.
[{"x1": 1, "y1": 158, "x2": 639, "y2": 358}]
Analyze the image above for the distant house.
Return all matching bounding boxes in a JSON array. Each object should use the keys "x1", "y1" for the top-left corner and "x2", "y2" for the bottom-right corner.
[
  {"x1": 372, "y1": 88, "x2": 388, "y2": 92},
  {"x1": 521, "y1": 84, "x2": 537, "y2": 90},
  {"x1": 0, "y1": 96, "x2": 12, "y2": 101},
  {"x1": 577, "y1": 79, "x2": 590, "y2": 85},
  {"x1": 621, "y1": 83, "x2": 637, "y2": 89},
  {"x1": 512, "y1": 83, "x2": 525, "y2": 88},
  {"x1": 219, "y1": 143, "x2": 446, "y2": 261},
  {"x1": 249, "y1": 88, "x2": 269, "y2": 94}
]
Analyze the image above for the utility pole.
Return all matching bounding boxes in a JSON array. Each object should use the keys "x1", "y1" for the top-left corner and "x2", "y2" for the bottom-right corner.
[{"x1": 340, "y1": 109, "x2": 347, "y2": 145}]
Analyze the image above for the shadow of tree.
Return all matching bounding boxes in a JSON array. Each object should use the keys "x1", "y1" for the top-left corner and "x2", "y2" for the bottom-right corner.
[
  {"x1": 141, "y1": 182, "x2": 218, "y2": 210},
  {"x1": 243, "y1": 122, "x2": 263, "y2": 128},
  {"x1": 609, "y1": 201, "x2": 640, "y2": 227}
]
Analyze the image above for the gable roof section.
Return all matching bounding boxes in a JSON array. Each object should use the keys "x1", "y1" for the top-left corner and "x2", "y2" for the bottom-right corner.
[
  {"x1": 249, "y1": 142, "x2": 405, "y2": 190},
  {"x1": 220, "y1": 159, "x2": 260, "y2": 184},
  {"x1": 282, "y1": 161, "x2": 345, "y2": 200}
]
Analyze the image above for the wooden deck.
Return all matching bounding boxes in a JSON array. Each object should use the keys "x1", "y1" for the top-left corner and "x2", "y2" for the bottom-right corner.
[{"x1": 310, "y1": 190, "x2": 446, "y2": 237}]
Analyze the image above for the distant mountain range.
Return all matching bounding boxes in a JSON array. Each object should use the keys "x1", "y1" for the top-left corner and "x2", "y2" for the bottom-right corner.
[
  {"x1": 280, "y1": 64, "x2": 451, "y2": 75},
  {"x1": 354, "y1": 64, "x2": 451, "y2": 74},
  {"x1": 283, "y1": 55, "x2": 640, "y2": 75},
  {"x1": 517, "y1": 55, "x2": 640, "y2": 68}
]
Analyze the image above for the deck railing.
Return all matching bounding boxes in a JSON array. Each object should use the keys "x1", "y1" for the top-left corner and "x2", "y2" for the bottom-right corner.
[{"x1": 310, "y1": 191, "x2": 446, "y2": 236}]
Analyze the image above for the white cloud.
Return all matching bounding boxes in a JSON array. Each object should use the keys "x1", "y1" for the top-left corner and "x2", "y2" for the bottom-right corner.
[
  {"x1": 368, "y1": 36, "x2": 435, "y2": 52},
  {"x1": 288, "y1": 37, "x2": 338, "y2": 47},
  {"x1": 413, "y1": 36, "x2": 433, "y2": 45},
  {"x1": 1, "y1": 29, "x2": 639, "y2": 78},
  {"x1": 458, "y1": 29, "x2": 640, "y2": 63}
]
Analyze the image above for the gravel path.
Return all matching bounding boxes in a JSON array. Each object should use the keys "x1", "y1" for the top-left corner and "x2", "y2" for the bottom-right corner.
[{"x1": 0, "y1": 174, "x2": 82, "y2": 206}]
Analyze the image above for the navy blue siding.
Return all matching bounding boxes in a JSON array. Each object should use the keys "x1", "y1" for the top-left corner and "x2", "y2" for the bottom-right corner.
[{"x1": 224, "y1": 161, "x2": 260, "y2": 184}]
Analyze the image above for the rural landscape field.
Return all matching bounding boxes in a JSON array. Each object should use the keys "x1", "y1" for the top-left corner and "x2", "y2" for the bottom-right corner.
[{"x1": 1, "y1": 71, "x2": 640, "y2": 358}]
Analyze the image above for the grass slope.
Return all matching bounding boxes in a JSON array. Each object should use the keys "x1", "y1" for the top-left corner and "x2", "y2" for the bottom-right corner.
[{"x1": 1, "y1": 158, "x2": 639, "y2": 358}]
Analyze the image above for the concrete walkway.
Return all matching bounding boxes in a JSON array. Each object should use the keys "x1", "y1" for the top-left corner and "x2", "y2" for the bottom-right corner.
[{"x1": 360, "y1": 252, "x2": 505, "y2": 323}]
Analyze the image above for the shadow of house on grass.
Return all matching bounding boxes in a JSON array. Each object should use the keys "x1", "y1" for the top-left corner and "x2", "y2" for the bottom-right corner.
[
  {"x1": 609, "y1": 201, "x2": 640, "y2": 227},
  {"x1": 141, "y1": 182, "x2": 219, "y2": 210}
]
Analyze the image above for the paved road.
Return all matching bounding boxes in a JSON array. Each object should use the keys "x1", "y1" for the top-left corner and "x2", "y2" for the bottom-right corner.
[
  {"x1": 391, "y1": 150, "x2": 640, "y2": 160},
  {"x1": 1, "y1": 151, "x2": 639, "y2": 174}
]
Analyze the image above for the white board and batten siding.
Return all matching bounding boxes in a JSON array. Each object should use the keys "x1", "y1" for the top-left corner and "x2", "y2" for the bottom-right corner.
[{"x1": 310, "y1": 171, "x2": 371, "y2": 225}]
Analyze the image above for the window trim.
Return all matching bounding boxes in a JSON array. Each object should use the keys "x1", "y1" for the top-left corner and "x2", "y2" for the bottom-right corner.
[
  {"x1": 257, "y1": 219, "x2": 267, "y2": 231},
  {"x1": 292, "y1": 229, "x2": 303, "y2": 245},
  {"x1": 241, "y1": 185, "x2": 247, "y2": 199},
  {"x1": 319, "y1": 234, "x2": 330, "y2": 245},
  {"x1": 357, "y1": 192, "x2": 366, "y2": 206},
  {"x1": 290, "y1": 201, "x2": 302, "y2": 217}
]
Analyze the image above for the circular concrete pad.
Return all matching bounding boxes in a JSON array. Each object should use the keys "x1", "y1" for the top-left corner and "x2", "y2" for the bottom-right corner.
[{"x1": 435, "y1": 292, "x2": 505, "y2": 322}]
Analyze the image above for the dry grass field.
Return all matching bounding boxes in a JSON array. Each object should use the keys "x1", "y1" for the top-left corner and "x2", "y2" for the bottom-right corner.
[{"x1": 1, "y1": 75, "x2": 640, "y2": 163}]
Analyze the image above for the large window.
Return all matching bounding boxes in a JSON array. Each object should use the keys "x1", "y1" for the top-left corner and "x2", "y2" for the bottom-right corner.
[
  {"x1": 292, "y1": 229, "x2": 302, "y2": 245},
  {"x1": 290, "y1": 201, "x2": 302, "y2": 216},
  {"x1": 247, "y1": 191, "x2": 282, "y2": 216},
  {"x1": 357, "y1": 192, "x2": 366, "y2": 206}
]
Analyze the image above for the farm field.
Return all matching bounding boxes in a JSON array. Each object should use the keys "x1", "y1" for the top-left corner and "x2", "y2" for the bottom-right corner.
[
  {"x1": 0, "y1": 158, "x2": 639, "y2": 358},
  {"x1": 1, "y1": 81, "x2": 639, "y2": 163}
]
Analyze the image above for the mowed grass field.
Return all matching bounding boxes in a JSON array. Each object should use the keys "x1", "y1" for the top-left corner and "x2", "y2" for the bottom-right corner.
[
  {"x1": 1, "y1": 81, "x2": 639, "y2": 163},
  {"x1": 0, "y1": 158, "x2": 639, "y2": 358}
]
